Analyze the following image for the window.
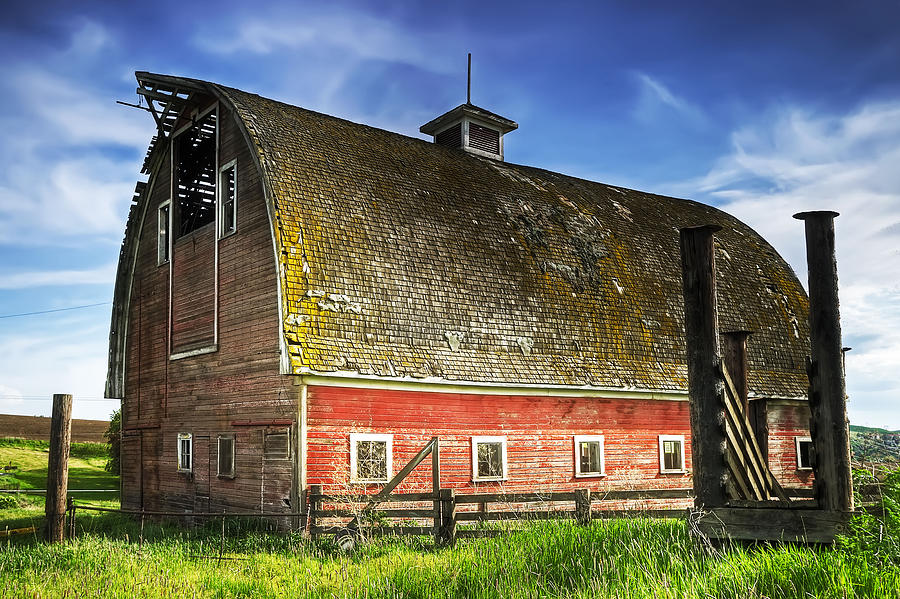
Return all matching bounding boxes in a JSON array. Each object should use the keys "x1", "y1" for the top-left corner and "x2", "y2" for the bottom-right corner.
[
  {"x1": 217, "y1": 435, "x2": 235, "y2": 478},
  {"x1": 796, "y1": 436, "x2": 813, "y2": 470},
  {"x1": 173, "y1": 110, "x2": 217, "y2": 237},
  {"x1": 472, "y1": 436, "x2": 507, "y2": 482},
  {"x1": 158, "y1": 201, "x2": 170, "y2": 264},
  {"x1": 177, "y1": 433, "x2": 192, "y2": 472},
  {"x1": 350, "y1": 433, "x2": 392, "y2": 483},
  {"x1": 574, "y1": 435, "x2": 606, "y2": 477},
  {"x1": 658, "y1": 435, "x2": 686, "y2": 474},
  {"x1": 218, "y1": 161, "x2": 237, "y2": 238},
  {"x1": 264, "y1": 431, "x2": 290, "y2": 460}
]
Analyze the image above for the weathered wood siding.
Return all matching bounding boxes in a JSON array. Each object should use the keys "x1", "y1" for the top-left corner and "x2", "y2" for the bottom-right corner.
[
  {"x1": 766, "y1": 400, "x2": 814, "y2": 488},
  {"x1": 307, "y1": 386, "x2": 812, "y2": 499},
  {"x1": 121, "y1": 103, "x2": 294, "y2": 513},
  {"x1": 306, "y1": 385, "x2": 693, "y2": 497},
  {"x1": 171, "y1": 224, "x2": 215, "y2": 353}
]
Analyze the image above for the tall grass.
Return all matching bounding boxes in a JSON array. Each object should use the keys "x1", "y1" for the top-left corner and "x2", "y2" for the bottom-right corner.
[{"x1": 2, "y1": 515, "x2": 898, "y2": 598}]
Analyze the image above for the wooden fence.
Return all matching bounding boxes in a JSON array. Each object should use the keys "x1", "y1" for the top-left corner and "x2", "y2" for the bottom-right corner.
[{"x1": 308, "y1": 486, "x2": 695, "y2": 545}]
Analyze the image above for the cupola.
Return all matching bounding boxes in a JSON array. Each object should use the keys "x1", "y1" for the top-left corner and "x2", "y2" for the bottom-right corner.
[{"x1": 420, "y1": 55, "x2": 517, "y2": 161}]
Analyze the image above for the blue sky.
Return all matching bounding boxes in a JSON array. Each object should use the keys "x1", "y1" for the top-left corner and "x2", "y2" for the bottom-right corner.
[{"x1": 1, "y1": 1, "x2": 898, "y2": 427}]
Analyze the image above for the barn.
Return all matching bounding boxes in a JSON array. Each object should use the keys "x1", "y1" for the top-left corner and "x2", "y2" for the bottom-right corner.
[{"x1": 106, "y1": 72, "x2": 813, "y2": 518}]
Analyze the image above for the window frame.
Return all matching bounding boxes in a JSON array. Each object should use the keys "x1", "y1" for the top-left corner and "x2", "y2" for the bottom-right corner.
[
  {"x1": 350, "y1": 433, "x2": 393, "y2": 483},
  {"x1": 658, "y1": 434, "x2": 686, "y2": 474},
  {"x1": 795, "y1": 436, "x2": 814, "y2": 470},
  {"x1": 217, "y1": 434, "x2": 235, "y2": 479},
  {"x1": 471, "y1": 436, "x2": 508, "y2": 482},
  {"x1": 573, "y1": 435, "x2": 606, "y2": 478},
  {"x1": 217, "y1": 159, "x2": 237, "y2": 239},
  {"x1": 177, "y1": 433, "x2": 192, "y2": 473},
  {"x1": 157, "y1": 200, "x2": 171, "y2": 265}
]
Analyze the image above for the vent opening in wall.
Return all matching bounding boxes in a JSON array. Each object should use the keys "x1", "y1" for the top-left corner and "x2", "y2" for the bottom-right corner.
[
  {"x1": 469, "y1": 123, "x2": 500, "y2": 154},
  {"x1": 435, "y1": 123, "x2": 463, "y2": 149}
]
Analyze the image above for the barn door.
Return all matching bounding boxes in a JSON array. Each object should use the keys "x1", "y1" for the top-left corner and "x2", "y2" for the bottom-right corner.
[{"x1": 193, "y1": 435, "x2": 210, "y2": 513}]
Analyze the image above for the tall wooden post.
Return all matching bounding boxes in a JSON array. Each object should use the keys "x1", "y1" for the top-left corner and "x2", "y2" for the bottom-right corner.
[
  {"x1": 45, "y1": 394, "x2": 73, "y2": 543},
  {"x1": 793, "y1": 211, "x2": 854, "y2": 512},
  {"x1": 680, "y1": 225, "x2": 727, "y2": 508}
]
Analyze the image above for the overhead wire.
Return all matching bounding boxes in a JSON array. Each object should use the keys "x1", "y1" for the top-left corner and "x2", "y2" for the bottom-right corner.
[{"x1": 0, "y1": 302, "x2": 110, "y2": 319}]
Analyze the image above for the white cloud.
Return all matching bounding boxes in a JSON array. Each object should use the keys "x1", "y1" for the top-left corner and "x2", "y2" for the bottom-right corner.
[
  {"x1": 193, "y1": 10, "x2": 455, "y2": 74},
  {"x1": 632, "y1": 72, "x2": 705, "y2": 125},
  {"x1": 665, "y1": 100, "x2": 900, "y2": 428},
  {"x1": 0, "y1": 263, "x2": 116, "y2": 289},
  {"x1": 0, "y1": 324, "x2": 114, "y2": 420}
]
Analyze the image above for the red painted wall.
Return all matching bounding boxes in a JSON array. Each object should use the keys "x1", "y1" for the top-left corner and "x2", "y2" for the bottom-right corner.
[
  {"x1": 767, "y1": 400, "x2": 814, "y2": 488},
  {"x1": 307, "y1": 385, "x2": 693, "y2": 503}
]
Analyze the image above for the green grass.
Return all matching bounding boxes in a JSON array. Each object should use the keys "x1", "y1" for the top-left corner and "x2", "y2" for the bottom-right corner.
[
  {"x1": 0, "y1": 438, "x2": 117, "y2": 491},
  {"x1": 2, "y1": 438, "x2": 898, "y2": 598},
  {"x1": 0, "y1": 516, "x2": 898, "y2": 598},
  {"x1": 0, "y1": 437, "x2": 118, "y2": 531}
]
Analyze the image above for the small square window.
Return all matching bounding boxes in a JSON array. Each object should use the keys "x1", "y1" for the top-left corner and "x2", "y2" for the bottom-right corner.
[
  {"x1": 218, "y1": 161, "x2": 237, "y2": 238},
  {"x1": 574, "y1": 435, "x2": 606, "y2": 477},
  {"x1": 472, "y1": 436, "x2": 507, "y2": 482},
  {"x1": 158, "y1": 201, "x2": 170, "y2": 265},
  {"x1": 350, "y1": 433, "x2": 392, "y2": 483},
  {"x1": 217, "y1": 435, "x2": 235, "y2": 478},
  {"x1": 659, "y1": 435, "x2": 686, "y2": 474},
  {"x1": 177, "y1": 433, "x2": 192, "y2": 472},
  {"x1": 264, "y1": 432, "x2": 290, "y2": 460},
  {"x1": 796, "y1": 436, "x2": 813, "y2": 470}
]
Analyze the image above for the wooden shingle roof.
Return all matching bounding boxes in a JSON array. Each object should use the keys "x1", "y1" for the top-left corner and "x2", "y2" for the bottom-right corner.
[{"x1": 171, "y1": 76, "x2": 813, "y2": 398}]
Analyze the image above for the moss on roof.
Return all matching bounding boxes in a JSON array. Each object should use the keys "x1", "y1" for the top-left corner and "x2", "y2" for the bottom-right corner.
[{"x1": 214, "y1": 83, "x2": 809, "y2": 397}]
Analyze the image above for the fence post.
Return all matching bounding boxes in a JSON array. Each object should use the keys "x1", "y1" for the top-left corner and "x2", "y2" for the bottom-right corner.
[
  {"x1": 793, "y1": 211, "x2": 854, "y2": 512},
  {"x1": 679, "y1": 226, "x2": 728, "y2": 509},
  {"x1": 575, "y1": 489, "x2": 591, "y2": 525},
  {"x1": 66, "y1": 496, "x2": 75, "y2": 540},
  {"x1": 309, "y1": 484, "x2": 323, "y2": 540},
  {"x1": 45, "y1": 393, "x2": 73, "y2": 543},
  {"x1": 440, "y1": 488, "x2": 456, "y2": 546},
  {"x1": 432, "y1": 439, "x2": 441, "y2": 546}
]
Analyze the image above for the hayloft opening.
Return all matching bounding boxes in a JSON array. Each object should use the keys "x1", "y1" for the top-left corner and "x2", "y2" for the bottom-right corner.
[{"x1": 174, "y1": 110, "x2": 217, "y2": 238}]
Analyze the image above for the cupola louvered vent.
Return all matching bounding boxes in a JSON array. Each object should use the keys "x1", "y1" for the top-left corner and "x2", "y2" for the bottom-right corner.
[
  {"x1": 435, "y1": 123, "x2": 463, "y2": 149},
  {"x1": 421, "y1": 103, "x2": 517, "y2": 161},
  {"x1": 468, "y1": 123, "x2": 500, "y2": 155}
]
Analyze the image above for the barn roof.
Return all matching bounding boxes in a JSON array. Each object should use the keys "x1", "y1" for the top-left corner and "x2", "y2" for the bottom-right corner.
[{"x1": 130, "y1": 73, "x2": 812, "y2": 398}]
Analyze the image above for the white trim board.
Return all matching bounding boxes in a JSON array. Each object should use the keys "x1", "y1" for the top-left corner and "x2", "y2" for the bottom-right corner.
[{"x1": 300, "y1": 373, "x2": 689, "y2": 400}]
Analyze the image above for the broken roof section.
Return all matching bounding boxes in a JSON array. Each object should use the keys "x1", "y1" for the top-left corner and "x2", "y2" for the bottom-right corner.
[{"x1": 133, "y1": 72, "x2": 811, "y2": 398}]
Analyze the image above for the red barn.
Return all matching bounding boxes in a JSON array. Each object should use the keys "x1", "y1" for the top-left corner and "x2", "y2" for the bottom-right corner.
[{"x1": 106, "y1": 72, "x2": 813, "y2": 518}]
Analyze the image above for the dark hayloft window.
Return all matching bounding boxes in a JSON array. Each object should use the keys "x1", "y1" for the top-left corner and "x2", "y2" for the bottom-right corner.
[{"x1": 174, "y1": 111, "x2": 217, "y2": 238}]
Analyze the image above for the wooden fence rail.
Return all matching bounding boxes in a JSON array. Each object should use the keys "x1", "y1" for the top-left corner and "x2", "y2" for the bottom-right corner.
[{"x1": 308, "y1": 487, "x2": 696, "y2": 544}]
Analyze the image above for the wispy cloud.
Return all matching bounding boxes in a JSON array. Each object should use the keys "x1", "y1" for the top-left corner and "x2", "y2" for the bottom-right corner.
[
  {"x1": 193, "y1": 10, "x2": 456, "y2": 73},
  {"x1": 663, "y1": 100, "x2": 900, "y2": 426},
  {"x1": 0, "y1": 21, "x2": 147, "y2": 246},
  {"x1": 632, "y1": 72, "x2": 705, "y2": 125},
  {"x1": 0, "y1": 263, "x2": 116, "y2": 289}
]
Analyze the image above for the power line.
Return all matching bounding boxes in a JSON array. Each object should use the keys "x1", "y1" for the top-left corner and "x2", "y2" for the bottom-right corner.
[{"x1": 0, "y1": 302, "x2": 111, "y2": 320}]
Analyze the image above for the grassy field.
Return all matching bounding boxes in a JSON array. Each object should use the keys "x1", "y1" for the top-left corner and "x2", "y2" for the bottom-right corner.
[
  {"x1": 2, "y1": 438, "x2": 899, "y2": 598},
  {"x1": 1, "y1": 515, "x2": 899, "y2": 598},
  {"x1": 0, "y1": 438, "x2": 118, "y2": 530}
]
